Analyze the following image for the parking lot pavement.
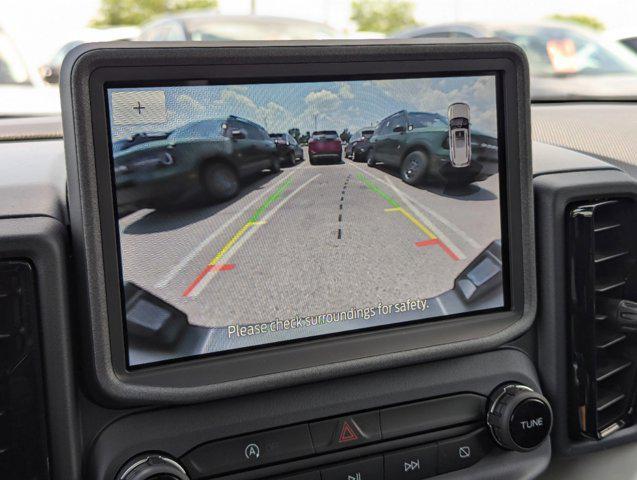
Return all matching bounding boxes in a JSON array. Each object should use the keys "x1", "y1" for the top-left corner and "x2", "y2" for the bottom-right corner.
[{"x1": 118, "y1": 154, "x2": 502, "y2": 334}]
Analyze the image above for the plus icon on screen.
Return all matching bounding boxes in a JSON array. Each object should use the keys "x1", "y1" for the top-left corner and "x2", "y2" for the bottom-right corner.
[{"x1": 133, "y1": 101, "x2": 145, "y2": 114}]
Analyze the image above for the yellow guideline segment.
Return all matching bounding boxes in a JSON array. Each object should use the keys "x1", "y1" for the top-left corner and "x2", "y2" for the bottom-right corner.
[
  {"x1": 208, "y1": 220, "x2": 266, "y2": 266},
  {"x1": 384, "y1": 207, "x2": 437, "y2": 240},
  {"x1": 205, "y1": 177, "x2": 292, "y2": 266}
]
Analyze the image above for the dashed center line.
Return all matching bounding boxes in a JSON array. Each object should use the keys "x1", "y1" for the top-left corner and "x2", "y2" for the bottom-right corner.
[{"x1": 337, "y1": 173, "x2": 351, "y2": 240}]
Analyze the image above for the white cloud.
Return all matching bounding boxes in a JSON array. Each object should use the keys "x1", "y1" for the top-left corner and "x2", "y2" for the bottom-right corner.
[{"x1": 338, "y1": 82, "x2": 355, "y2": 99}]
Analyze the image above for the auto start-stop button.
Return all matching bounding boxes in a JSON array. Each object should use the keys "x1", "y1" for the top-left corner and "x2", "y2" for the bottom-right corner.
[{"x1": 509, "y1": 398, "x2": 552, "y2": 449}]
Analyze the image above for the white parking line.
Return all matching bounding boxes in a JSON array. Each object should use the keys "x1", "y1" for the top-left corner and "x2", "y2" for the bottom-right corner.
[
  {"x1": 383, "y1": 173, "x2": 467, "y2": 260},
  {"x1": 348, "y1": 162, "x2": 482, "y2": 250},
  {"x1": 155, "y1": 170, "x2": 297, "y2": 288},
  {"x1": 187, "y1": 173, "x2": 322, "y2": 297}
]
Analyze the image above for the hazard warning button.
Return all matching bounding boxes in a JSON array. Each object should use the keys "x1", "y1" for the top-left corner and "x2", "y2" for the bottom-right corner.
[{"x1": 309, "y1": 411, "x2": 381, "y2": 453}]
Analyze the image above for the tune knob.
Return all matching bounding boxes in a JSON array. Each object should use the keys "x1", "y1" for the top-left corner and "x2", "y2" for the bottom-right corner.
[
  {"x1": 117, "y1": 453, "x2": 190, "y2": 480},
  {"x1": 486, "y1": 383, "x2": 553, "y2": 452}
]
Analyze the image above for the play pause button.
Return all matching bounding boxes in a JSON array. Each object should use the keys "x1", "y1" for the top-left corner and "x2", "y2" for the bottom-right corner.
[
  {"x1": 384, "y1": 444, "x2": 437, "y2": 480},
  {"x1": 321, "y1": 456, "x2": 383, "y2": 480}
]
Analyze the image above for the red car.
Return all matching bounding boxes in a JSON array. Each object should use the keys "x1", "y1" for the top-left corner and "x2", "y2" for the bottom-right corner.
[{"x1": 308, "y1": 130, "x2": 342, "y2": 164}]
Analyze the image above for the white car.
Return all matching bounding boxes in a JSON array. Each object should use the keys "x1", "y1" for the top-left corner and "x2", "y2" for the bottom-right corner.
[
  {"x1": 0, "y1": 29, "x2": 60, "y2": 117},
  {"x1": 447, "y1": 102, "x2": 471, "y2": 168}
]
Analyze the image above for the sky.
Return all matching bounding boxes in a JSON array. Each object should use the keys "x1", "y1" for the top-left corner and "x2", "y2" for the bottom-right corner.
[
  {"x1": 2, "y1": 0, "x2": 637, "y2": 74},
  {"x1": 108, "y1": 75, "x2": 497, "y2": 141}
]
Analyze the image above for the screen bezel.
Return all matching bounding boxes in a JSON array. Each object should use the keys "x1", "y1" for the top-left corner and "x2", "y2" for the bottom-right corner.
[{"x1": 64, "y1": 40, "x2": 534, "y2": 404}]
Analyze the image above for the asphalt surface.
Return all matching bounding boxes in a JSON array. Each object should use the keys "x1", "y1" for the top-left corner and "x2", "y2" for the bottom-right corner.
[{"x1": 119, "y1": 147, "x2": 503, "y2": 351}]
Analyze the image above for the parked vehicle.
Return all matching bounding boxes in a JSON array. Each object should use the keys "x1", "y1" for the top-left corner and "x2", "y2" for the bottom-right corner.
[
  {"x1": 308, "y1": 130, "x2": 342, "y2": 164},
  {"x1": 0, "y1": 28, "x2": 60, "y2": 116},
  {"x1": 269, "y1": 132, "x2": 304, "y2": 166},
  {"x1": 395, "y1": 22, "x2": 637, "y2": 101},
  {"x1": 38, "y1": 27, "x2": 139, "y2": 84},
  {"x1": 621, "y1": 36, "x2": 637, "y2": 54},
  {"x1": 367, "y1": 110, "x2": 497, "y2": 186},
  {"x1": 345, "y1": 128, "x2": 375, "y2": 162},
  {"x1": 113, "y1": 116, "x2": 279, "y2": 211},
  {"x1": 137, "y1": 13, "x2": 340, "y2": 42}
]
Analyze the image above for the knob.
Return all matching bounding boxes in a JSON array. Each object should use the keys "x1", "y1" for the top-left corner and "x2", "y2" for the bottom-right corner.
[
  {"x1": 117, "y1": 453, "x2": 190, "y2": 480},
  {"x1": 486, "y1": 383, "x2": 552, "y2": 452}
]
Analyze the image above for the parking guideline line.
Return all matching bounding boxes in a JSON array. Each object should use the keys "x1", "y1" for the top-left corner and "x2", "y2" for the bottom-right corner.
[
  {"x1": 381, "y1": 172, "x2": 466, "y2": 260},
  {"x1": 204, "y1": 179, "x2": 290, "y2": 267},
  {"x1": 192, "y1": 179, "x2": 291, "y2": 269},
  {"x1": 207, "y1": 220, "x2": 267, "y2": 267},
  {"x1": 384, "y1": 207, "x2": 437, "y2": 240},
  {"x1": 356, "y1": 174, "x2": 399, "y2": 208},
  {"x1": 183, "y1": 174, "x2": 321, "y2": 298},
  {"x1": 182, "y1": 180, "x2": 292, "y2": 297},
  {"x1": 349, "y1": 161, "x2": 479, "y2": 251},
  {"x1": 181, "y1": 264, "x2": 235, "y2": 297},
  {"x1": 249, "y1": 179, "x2": 292, "y2": 222},
  {"x1": 357, "y1": 172, "x2": 459, "y2": 261},
  {"x1": 155, "y1": 169, "x2": 297, "y2": 288}
]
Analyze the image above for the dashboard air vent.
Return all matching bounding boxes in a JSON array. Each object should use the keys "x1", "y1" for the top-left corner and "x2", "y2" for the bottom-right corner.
[
  {"x1": 568, "y1": 199, "x2": 637, "y2": 440},
  {"x1": 0, "y1": 261, "x2": 49, "y2": 479}
]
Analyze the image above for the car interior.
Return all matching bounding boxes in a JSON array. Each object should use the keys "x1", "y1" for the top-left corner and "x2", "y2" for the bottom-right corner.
[{"x1": 3, "y1": 3, "x2": 637, "y2": 480}]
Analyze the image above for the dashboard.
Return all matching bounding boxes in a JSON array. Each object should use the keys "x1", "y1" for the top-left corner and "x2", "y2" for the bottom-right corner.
[{"x1": 1, "y1": 38, "x2": 637, "y2": 480}]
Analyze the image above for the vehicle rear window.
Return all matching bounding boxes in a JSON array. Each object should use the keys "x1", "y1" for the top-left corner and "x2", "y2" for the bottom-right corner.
[
  {"x1": 408, "y1": 112, "x2": 448, "y2": 128},
  {"x1": 312, "y1": 130, "x2": 338, "y2": 139},
  {"x1": 169, "y1": 119, "x2": 225, "y2": 140}
]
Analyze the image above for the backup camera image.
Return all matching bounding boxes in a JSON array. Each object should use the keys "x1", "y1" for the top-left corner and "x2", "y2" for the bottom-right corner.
[{"x1": 107, "y1": 75, "x2": 505, "y2": 367}]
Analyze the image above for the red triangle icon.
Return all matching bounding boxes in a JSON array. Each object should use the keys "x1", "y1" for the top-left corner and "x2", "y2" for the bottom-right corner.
[{"x1": 338, "y1": 421, "x2": 360, "y2": 443}]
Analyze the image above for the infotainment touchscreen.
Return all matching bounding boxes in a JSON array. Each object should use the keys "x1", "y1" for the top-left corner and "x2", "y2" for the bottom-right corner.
[{"x1": 106, "y1": 75, "x2": 506, "y2": 367}]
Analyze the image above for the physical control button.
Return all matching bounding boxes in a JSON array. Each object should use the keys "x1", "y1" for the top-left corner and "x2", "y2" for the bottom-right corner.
[
  {"x1": 310, "y1": 411, "x2": 381, "y2": 453},
  {"x1": 437, "y1": 428, "x2": 492, "y2": 474},
  {"x1": 486, "y1": 383, "x2": 553, "y2": 452},
  {"x1": 181, "y1": 424, "x2": 314, "y2": 477},
  {"x1": 384, "y1": 444, "x2": 436, "y2": 480},
  {"x1": 380, "y1": 394, "x2": 485, "y2": 439},
  {"x1": 117, "y1": 453, "x2": 189, "y2": 480},
  {"x1": 321, "y1": 456, "x2": 383, "y2": 480}
]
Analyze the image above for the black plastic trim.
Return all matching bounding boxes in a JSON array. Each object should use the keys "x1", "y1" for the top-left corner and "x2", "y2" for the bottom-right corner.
[
  {"x1": 0, "y1": 217, "x2": 81, "y2": 480},
  {"x1": 535, "y1": 169, "x2": 637, "y2": 455},
  {"x1": 86, "y1": 349, "x2": 549, "y2": 479}
]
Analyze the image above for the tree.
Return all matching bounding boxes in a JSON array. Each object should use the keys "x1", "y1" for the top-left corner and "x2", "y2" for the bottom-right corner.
[
  {"x1": 299, "y1": 131, "x2": 311, "y2": 145},
  {"x1": 92, "y1": 0, "x2": 218, "y2": 26},
  {"x1": 340, "y1": 128, "x2": 351, "y2": 143},
  {"x1": 350, "y1": 0, "x2": 418, "y2": 35},
  {"x1": 548, "y1": 14, "x2": 605, "y2": 32}
]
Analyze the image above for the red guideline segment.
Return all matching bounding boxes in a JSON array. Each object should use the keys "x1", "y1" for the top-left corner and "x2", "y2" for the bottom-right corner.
[{"x1": 182, "y1": 264, "x2": 235, "y2": 297}]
